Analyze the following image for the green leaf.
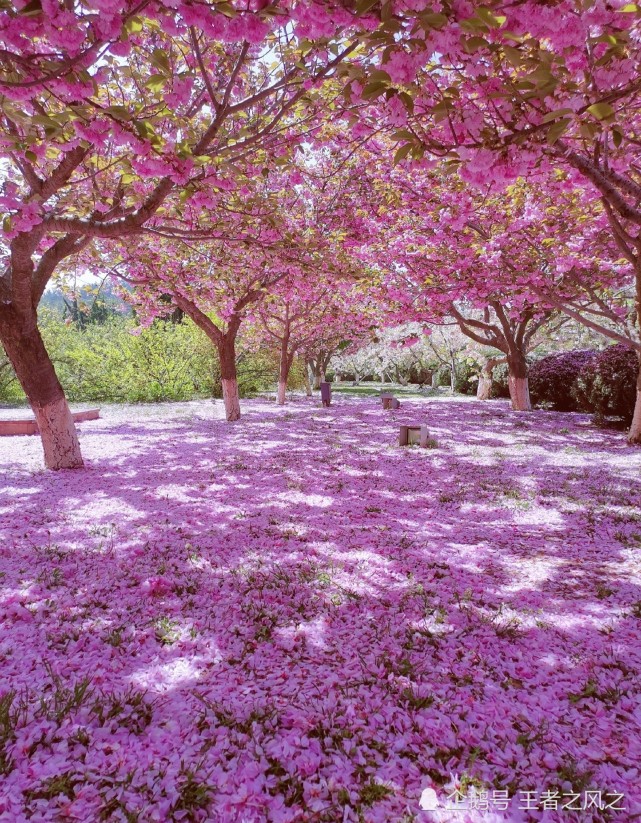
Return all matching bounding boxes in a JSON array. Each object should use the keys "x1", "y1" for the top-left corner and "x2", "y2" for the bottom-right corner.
[
  {"x1": 33, "y1": 113, "x2": 60, "y2": 127},
  {"x1": 145, "y1": 75, "x2": 165, "y2": 92},
  {"x1": 367, "y1": 69, "x2": 392, "y2": 83},
  {"x1": 398, "y1": 91, "x2": 414, "y2": 114},
  {"x1": 542, "y1": 107, "x2": 574, "y2": 123},
  {"x1": 18, "y1": 0, "x2": 42, "y2": 15},
  {"x1": 476, "y1": 7, "x2": 506, "y2": 27},
  {"x1": 355, "y1": 0, "x2": 378, "y2": 15},
  {"x1": 579, "y1": 121, "x2": 598, "y2": 139},
  {"x1": 587, "y1": 102, "x2": 615, "y2": 121},
  {"x1": 107, "y1": 105, "x2": 132, "y2": 121},
  {"x1": 151, "y1": 49, "x2": 170, "y2": 74},
  {"x1": 502, "y1": 45, "x2": 523, "y2": 67},
  {"x1": 361, "y1": 80, "x2": 388, "y2": 99},
  {"x1": 612, "y1": 125, "x2": 624, "y2": 147},
  {"x1": 546, "y1": 118, "x2": 571, "y2": 145},
  {"x1": 216, "y1": 2, "x2": 236, "y2": 18},
  {"x1": 392, "y1": 129, "x2": 416, "y2": 141},
  {"x1": 464, "y1": 36, "x2": 489, "y2": 53},
  {"x1": 460, "y1": 17, "x2": 489, "y2": 32},
  {"x1": 393, "y1": 143, "x2": 413, "y2": 165},
  {"x1": 125, "y1": 17, "x2": 143, "y2": 33},
  {"x1": 420, "y1": 12, "x2": 448, "y2": 29}
]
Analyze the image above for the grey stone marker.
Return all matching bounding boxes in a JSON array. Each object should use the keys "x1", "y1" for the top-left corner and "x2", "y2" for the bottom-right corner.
[
  {"x1": 381, "y1": 394, "x2": 400, "y2": 410},
  {"x1": 399, "y1": 424, "x2": 430, "y2": 447},
  {"x1": 320, "y1": 382, "x2": 332, "y2": 407}
]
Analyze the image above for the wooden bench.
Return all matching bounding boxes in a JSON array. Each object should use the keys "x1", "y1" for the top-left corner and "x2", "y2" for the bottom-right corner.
[{"x1": 0, "y1": 408, "x2": 100, "y2": 436}]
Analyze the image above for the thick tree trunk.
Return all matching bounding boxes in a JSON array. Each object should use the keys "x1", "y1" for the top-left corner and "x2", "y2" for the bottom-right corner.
[
  {"x1": 277, "y1": 380, "x2": 287, "y2": 405},
  {"x1": 507, "y1": 352, "x2": 532, "y2": 411},
  {"x1": 0, "y1": 309, "x2": 83, "y2": 469},
  {"x1": 218, "y1": 334, "x2": 240, "y2": 421},
  {"x1": 629, "y1": 358, "x2": 641, "y2": 444}
]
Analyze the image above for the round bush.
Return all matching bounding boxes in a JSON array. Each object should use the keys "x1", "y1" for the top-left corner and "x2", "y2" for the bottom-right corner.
[
  {"x1": 491, "y1": 362, "x2": 510, "y2": 398},
  {"x1": 529, "y1": 349, "x2": 597, "y2": 411},
  {"x1": 573, "y1": 344, "x2": 639, "y2": 425},
  {"x1": 454, "y1": 361, "x2": 478, "y2": 395}
]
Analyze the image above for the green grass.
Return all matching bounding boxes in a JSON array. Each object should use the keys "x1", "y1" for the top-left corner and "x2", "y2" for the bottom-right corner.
[{"x1": 330, "y1": 382, "x2": 451, "y2": 399}]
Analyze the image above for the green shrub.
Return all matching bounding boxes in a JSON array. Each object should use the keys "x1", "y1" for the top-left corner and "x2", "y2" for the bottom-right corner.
[
  {"x1": 491, "y1": 362, "x2": 511, "y2": 398},
  {"x1": 454, "y1": 361, "x2": 477, "y2": 395},
  {"x1": 573, "y1": 344, "x2": 639, "y2": 425},
  {"x1": 529, "y1": 350, "x2": 597, "y2": 411},
  {"x1": 38, "y1": 313, "x2": 218, "y2": 403},
  {"x1": 0, "y1": 352, "x2": 24, "y2": 402},
  {"x1": 0, "y1": 312, "x2": 282, "y2": 405}
]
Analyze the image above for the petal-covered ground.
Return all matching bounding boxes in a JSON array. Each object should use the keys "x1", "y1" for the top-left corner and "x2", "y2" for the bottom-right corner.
[{"x1": 1, "y1": 396, "x2": 640, "y2": 822}]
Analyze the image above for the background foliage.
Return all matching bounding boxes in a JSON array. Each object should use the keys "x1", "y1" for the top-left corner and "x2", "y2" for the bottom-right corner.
[
  {"x1": 0, "y1": 310, "x2": 290, "y2": 405},
  {"x1": 529, "y1": 346, "x2": 639, "y2": 424}
]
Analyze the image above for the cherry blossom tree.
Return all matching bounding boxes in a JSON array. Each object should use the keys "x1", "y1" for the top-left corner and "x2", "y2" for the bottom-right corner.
[
  {"x1": 338, "y1": 4, "x2": 641, "y2": 431},
  {"x1": 0, "y1": 0, "x2": 368, "y2": 468},
  {"x1": 252, "y1": 274, "x2": 371, "y2": 404}
]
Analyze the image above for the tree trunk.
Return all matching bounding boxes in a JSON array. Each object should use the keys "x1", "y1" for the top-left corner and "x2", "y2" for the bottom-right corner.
[
  {"x1": 395, "y1": 366, "x2": 409, "y2": 386},
  {"x1": 477, "y1": 376, "x2": 492, "y2": 401},
  {"x1": 629, "y1": 357, "x2": 641, "y2": 444},
  {"x1": 303, "y1": 359, "x2": 313, "y2": 397},
  {"x1": 218, "y1": 334, "x2": 240, "y2": 421},
  {"x1": 477, "y1": 357, "x2": 502, "y2": 401},
  {"x1": 0, "y1": 309, "x2": 83, "y2": 469},
  {"x1": 277, "y1": 339, "x2": 292, "y2": 405},
  {"x1": 431, "y1": 371, "x2": 438, "y2": 389},
  {"x1": 507, "y1": 352, "x2": 532, "y2": 411},
  {"x1": 312, "y1": 359, "x2": 324, "y2": 390}
]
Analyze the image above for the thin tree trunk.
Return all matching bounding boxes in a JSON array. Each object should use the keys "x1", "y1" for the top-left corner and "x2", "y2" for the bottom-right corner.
[
  {"x1": 218, "y1": 334, "x2": 240, "y2": 421},
  {"x1": 312, "y1": 359, "x2": 323, "y2": 390},
  {"x1": 0, "y1": 309, "x2": 83, "y2": 469},
  {"x1": 277, "y1": 338, "x2": 291, "y2": 405},
  {"x1": 431, "y1": 371, "x2": 438, "y2": 389},
  {"x1": 477, "y1": 376, "x2": 492, "y2": 401},
  {"x1": 629, "y1": 357, "x2": 641, "y2": 444},
  {"x1": 396, "y1": 366, "x2": 409, "y2": 386},
  {"x1": 477, "y1": 357, "x2": 503, "y2": 401},
  {"x1": 303, "y1": 359, "x2": 313, "y2": 397},
  {"x1": 507, "y1": 352, "x2": 532, "y2": 411}
]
